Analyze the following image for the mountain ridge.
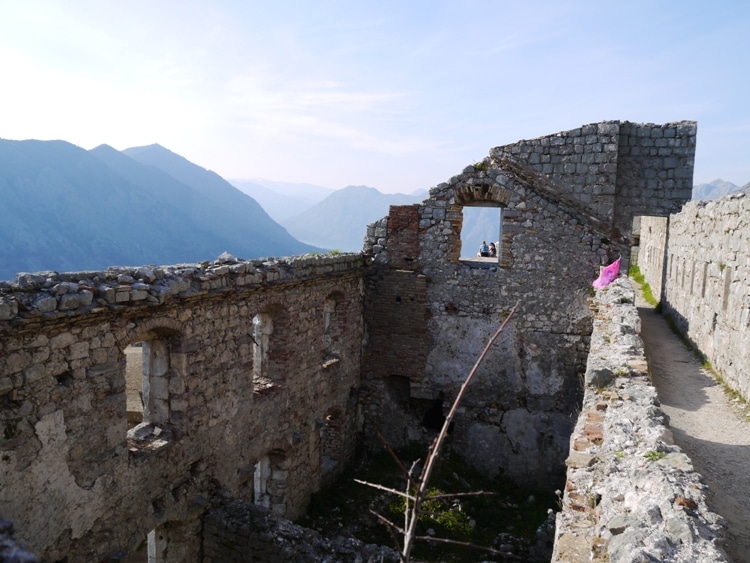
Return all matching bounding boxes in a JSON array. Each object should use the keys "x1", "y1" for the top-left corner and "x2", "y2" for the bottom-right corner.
[{"x1": 0, "y1": 139, "x2": 319, "y2": 281}]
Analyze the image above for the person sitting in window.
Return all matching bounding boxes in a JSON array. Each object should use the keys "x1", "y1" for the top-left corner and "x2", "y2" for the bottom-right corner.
[
  {"x1": 478, "y1": 241, "x2": 489, "y2": 257},
  {"x1": 488, "y1": 242, "x2": 497, "y2": 257}
]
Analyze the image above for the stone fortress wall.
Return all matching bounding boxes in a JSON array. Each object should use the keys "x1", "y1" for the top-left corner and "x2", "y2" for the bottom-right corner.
[
  {"x1": 0, "y1": 120, "x2": 704, "y2": 561},
  {"x1": 639, "y1": 191, "x2": 750, "y2": 402},
  {"x1": 0, "y1": 254, "x2": 365, "y2": 561}
]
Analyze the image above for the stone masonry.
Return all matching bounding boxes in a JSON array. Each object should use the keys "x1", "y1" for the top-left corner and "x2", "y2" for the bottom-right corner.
[
  {"x1": 362, "y1": 120, "x2": 696, "y2": 488},
  {"x1": 639, "y1": 190, "x2": 750, "y2": 402},
  {"x1": 553, "y1": 277, "x2": 728, "y2": 562},
  {"x1": 0, "y1": 120, "x2": 700, "y2": 560},
  {"x1": 0, "y1": 253, "x2": 364, "y2": 561}
]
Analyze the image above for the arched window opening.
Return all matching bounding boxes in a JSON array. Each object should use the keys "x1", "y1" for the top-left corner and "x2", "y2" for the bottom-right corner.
[
  {"x1": 320, "y1": 407, "x2": 343, "y2": 480},
  {"x1": 253, "y1": 455, "x2": 271, "y2": 509},
  {"x1": 125, "y1": 342, "x2": 144, "y2": 429},
  {"x1": 252, "y1": 313, "x2": 272, "y2": 391},
  {"x1": 323, "y1": 292, "x2": 345, "y2": 367}
]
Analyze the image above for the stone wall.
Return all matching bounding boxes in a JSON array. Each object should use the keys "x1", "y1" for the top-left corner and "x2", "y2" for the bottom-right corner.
[
  {"x1": 362, "y1": 120, "x2": 696, "y2": 488},
  {"x1": 639, "y1": 191, "x2": 750, "y2": 401},
  {"x1": 637, "y1": 216, "x2": 668, "y2": 300},
  {"x1": 0, "y1": 253, "x2": 365, "y2": 561},
  {"x1": 553, "y1": 277, "x2": 728, "y2": 562},
  {"x1": 490, "y1": 120, "x2": 696, "y2": 246}
]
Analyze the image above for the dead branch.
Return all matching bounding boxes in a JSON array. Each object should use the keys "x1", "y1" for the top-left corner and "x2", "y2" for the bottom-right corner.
[
  {"x1": 401, "y1": 301, "x2": 521, "y2": 561},
  {"x1": 413, "y1": 535, "x2": 526, "y2": 561},
  {"x1": 352, "y1": 479, "x2": 415, "y2": 502}
]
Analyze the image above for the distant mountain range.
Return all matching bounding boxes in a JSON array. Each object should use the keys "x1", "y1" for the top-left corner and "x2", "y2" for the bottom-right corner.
[
  {"x1": 3, "y1": 137, "x2": 745, "y2": 283},
  {"x1": 0, "y1": 140, "x2": 319, "y2": 281},
  {"x1": 280, "y1": 185, "x2": 427, "y2": 251},
  {"x1": 692, "y1": 179, "x2": 749, "y2": 200},
  {"x1": 229, "y1": 178, "x2": 335, "y2": 222}
]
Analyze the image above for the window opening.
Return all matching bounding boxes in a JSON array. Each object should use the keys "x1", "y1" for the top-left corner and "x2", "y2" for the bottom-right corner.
[
  {"x1": 124, "y1": 329, "x2": 182, "y2": 450},
  {"x1": 252, "y1": 313, "x2": 272, "y2": 390},
  {"x1": 321, "y1": 408, "x2": 342, "y2": 478},
  {"x1": 254, "y1": 456, "x2": 271, "y2": 509},
  {"x1": 253, "y1": 452, "x2": 289, "y2": 516},
  {"x1": 147, "y1": 527, "x2": 168, "y2": 563},
  {"x1": 125, "y1": 338, "x2": 169, "y2": 428},
  {"x1": 251, "y1": 306, "x2": 290, "y2": 392},
  {"x1": 459, "y1": 205, "x2": 501, "y2": 263},
  {"x1": 323, "y1": 293, "x2": 345, "y2": 367},
  {"x1": 125, "y1": 343, "x2": 144, "y2": 429}
]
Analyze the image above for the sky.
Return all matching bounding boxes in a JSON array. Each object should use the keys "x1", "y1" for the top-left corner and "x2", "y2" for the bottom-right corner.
[{"x1": 1, "y1": 1, "x2": 748, "y2": 194}]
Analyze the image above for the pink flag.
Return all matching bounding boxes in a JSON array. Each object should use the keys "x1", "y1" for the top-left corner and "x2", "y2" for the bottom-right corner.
[{"x1": 592, "y1": 258, "x2": 621, "y2": 289}]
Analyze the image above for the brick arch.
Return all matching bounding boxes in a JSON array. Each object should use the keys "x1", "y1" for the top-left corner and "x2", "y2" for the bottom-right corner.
[
  {"x1": 454, "y1": 182, "x2": 512, "y2": 206},
  {"x1": 116, "y1": 317, "x2": 184, "y2": 350}
]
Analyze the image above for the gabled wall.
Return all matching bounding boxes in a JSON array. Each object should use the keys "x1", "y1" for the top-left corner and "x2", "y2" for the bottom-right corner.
[{"x1": 362, "y1": 121, "x2": 696, "y2": 487}]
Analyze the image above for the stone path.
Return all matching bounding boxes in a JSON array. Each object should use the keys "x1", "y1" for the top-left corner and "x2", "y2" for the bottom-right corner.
[{"x1": 636, "y1": 288, "x2": 750, "y2": 563}]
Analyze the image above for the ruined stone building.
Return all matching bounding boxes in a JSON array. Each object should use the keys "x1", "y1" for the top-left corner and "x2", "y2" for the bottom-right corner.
[{"x1": 0, "y1": 121, "x2": 698, "y2": 561}]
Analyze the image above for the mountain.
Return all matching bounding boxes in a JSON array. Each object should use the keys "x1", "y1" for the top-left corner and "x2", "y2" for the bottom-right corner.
[
  {"x1": 0, "y1": 140, "x2": 318, "y2": 281},
  {"x1": 281, "y1": 185, "x2": 426, "y2": 251},
  {"x1": 692, "y1": 179, "x2": 742, "y2": 201},
  {"x1": 229, "y1": 178, "x2": 334, "y2": 222}
]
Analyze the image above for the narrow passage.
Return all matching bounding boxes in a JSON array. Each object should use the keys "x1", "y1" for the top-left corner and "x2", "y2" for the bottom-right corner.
[{"x1": 636, "y1": 287, "x2": 750, "y2": 563}]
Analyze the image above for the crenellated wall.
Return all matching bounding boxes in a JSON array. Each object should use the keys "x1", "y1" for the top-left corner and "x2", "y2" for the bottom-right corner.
[{"x1": 0, "y1": 253, "x2": 365, "y2": 561}]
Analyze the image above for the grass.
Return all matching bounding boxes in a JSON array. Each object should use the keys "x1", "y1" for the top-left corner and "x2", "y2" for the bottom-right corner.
[
  {"x1": 628, "y1": 265, "x2": 659, "y2": 307},
  {"x1": 629, "y1": 266, "x2": 750, "y2": 422},
  {"x1": 701, "y1": 360, "x2": 750, "y2": 422},
  {"x1": 297, "y1": 443, "x2": 557, "y2": 561}
]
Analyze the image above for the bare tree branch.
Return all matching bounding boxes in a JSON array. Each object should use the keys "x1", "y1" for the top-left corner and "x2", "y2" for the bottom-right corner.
[
  {"x1": 353, "y1": 479, "x2": 415, "y2": 502},
  {"x1": 422, "y1": 490, "x2": 496, "y2": 501},
  {"x1": 413, "y1": 535, "x2": 526, "y2": 560},
  {"x1": 401, "y1": 301, "x2": 521, "y2": 561},
  {"x1": 368, "y1": 509, "x2": 404, "y2": 553}
]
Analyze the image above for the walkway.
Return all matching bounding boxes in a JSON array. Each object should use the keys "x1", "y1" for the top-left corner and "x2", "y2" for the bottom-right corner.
[{"x1": 636, "y1": 287, "x2": 750, "y2": 563}]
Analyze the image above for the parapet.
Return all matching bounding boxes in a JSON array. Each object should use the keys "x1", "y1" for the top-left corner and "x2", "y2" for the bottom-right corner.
[
  {"x1": 0, "y1": 252, "x2": 366, "y2": 324},
  {"x1": 553, "y1": 277, "x2": 728, "y2": 562}
]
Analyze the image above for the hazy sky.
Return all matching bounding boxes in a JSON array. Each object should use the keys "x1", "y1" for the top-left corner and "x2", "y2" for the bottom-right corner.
[{"x1": 1, "y1": 1, "x2": 748, "y2": 193}]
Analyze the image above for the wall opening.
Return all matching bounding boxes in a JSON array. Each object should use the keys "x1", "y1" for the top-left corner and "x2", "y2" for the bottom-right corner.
[
  {"x1": 123, "y1": 327, "x2": 183, "y2": 449},
  {"x1": 125, "y1": 342, "x2": 144, "y2": 429},
  {"x1": 323, "y1": 292, "x2": 345, "y2": 367},
  {"x1": 252, "y1": 305, "x2": 290, "y2": 393},
  {"x1": 254, "y1": 450, "x2": 289, "y2": 516},
  {"x1": 459, "y1": 205, "x2": 501, "y2": 263},
  {"x1": 320, "y1": 407, "x2": 343, "y2": 479}
]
